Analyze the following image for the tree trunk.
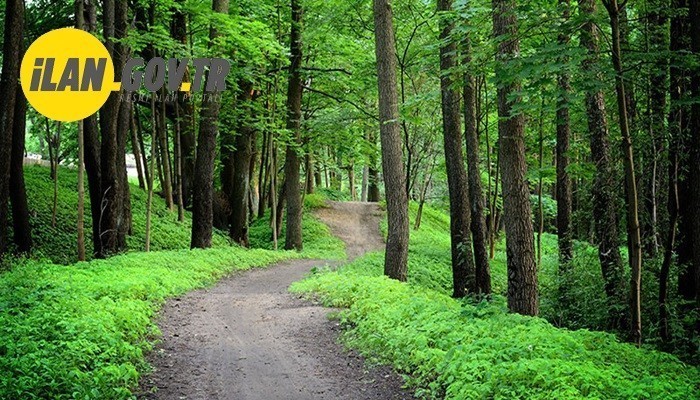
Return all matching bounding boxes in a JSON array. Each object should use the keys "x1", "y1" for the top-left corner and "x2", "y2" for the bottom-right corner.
[
  {"x1": 556, "y1": 0, "x2": 573, "y2": 271},
  {"x1": 174, "y1": 101, "x2": 185, "y2": 222},
  {"x1": 10, "y1": 86, "x2": 32, "y2": 255},
  {"x1": 158, "y1": 89, "x2": 174, "y2": 211},
  {"x1": 146, "y1": 95, "x2": 157, "y2": 252},
  {"x1": 130, "y1": 108, "x2": 146, "y2": 190},
  {"x1": 191, "y1": 0, "x2": 229, "y2": 249},
  {"x1": 0, "y1": 0, "x2": 23, "y2": 256},
  {"x1": 580, "y1": 0, "x2": 627, "y2": 329},
  {"x1": 98, "y1": 0, "x2": 130, "y2": 256},
  {"x1": 604, "y1": 0, "x2": 644, "y2": 346},
  {"x1": 229, "y1": 81, "x2": 255, "y2": 247},
  {"x1": 463, "y1": 34, "x2": 491, "y2": 295},
  {"x1": 171, "y1": 1, "x2": 195, "y2": 209},
  {"x1": 305, "y1": 153, "x2": 315, "y2": 194},
  {"x1": 373, "y1": 0, "x2": 409, "y2": 281},
  {"x1": 283, "y1": 0, "x2": 304, "y2": 251},
  {"x1": 492, "y1": 0, "x2": 538, "y2": 315},
  {"x1": 688, "y1": 0, "x2": 700, "y2": 331},
  {"x1": 439, "y1": 0, "x2": 476, "y2": 297}
]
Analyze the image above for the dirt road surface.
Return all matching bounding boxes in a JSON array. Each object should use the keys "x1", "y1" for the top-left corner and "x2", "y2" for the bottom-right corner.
[{"x1": 139, "y1": 201, "x2": 413, "y2": 400}]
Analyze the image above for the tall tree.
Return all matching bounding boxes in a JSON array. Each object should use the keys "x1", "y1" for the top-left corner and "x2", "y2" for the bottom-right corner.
[
  {"x1": 603, "y1": 0, "x2": 644, "y2": 345},
  {"x1": 191, "y1": 0, "x2": 230, "y2": 249},
  {"x1": 0, "y1": 0, "x2": 25, "y2": 256},
  {"x1": 462, "y1": 29, "x2": 491, "y2": 296},
  {"x1": 98, "y1": 0, "x2": 131, "y2": 256},
  {"x1": 556, "y1": 0, "x2": 573, "y2": 269},
  {"x1": 10, "y1": 88, "x2": 32, "y2": 255},
  {"x1": 438, "y1": 0, "x2": 476, "y2": 297},
  {"x1": 688, "y1": 0, "x2": 700, "y2": 325},
  {"x1": 373, "y1": 0, "x2": 409, "y2": 281},
  {"x1": 283, "y1": 0, "x2": 304, "y2": 251},
  {"x1": 230, "y1": 81, "x2": 255, "y2": 247},
  {"x1": 492, "y1": 0, "x2": 538, "y2": 315},
  {"x1": 579, "y1": 0, "x2": 626, "y2": 329}
]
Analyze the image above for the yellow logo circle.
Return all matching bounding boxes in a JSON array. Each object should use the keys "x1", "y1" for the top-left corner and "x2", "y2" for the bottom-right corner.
[{"x1": 20, "y1": 28, "x2": 116, "y2": 122}]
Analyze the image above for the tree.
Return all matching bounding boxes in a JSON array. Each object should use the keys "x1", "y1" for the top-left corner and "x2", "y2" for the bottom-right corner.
[
  {"x1": 579, "y1": 0, "x2": 626, "y2": 329},
  {"x1": 229, "y1": 81, "x2": 255, "y2": 247},
  {"x1": 688, "y1": 0, "x2": 700, "y2": 329},
  {"x1": 492, "y1": 0, "x2": 538, "y2": 315},
  {"x1": 0, "y1": 0, "x2": 25, "y2": 257},
  {"x1": 602, "y1": 0, "x2": 643, "y2": 345},
  {"x1": 438, "y1": 0, "x2": 476, "y2": 297},
  {"x1": 283, "y1": 0, "x2": 304, "y2": 251},
  {"x1": 462, "y1": 26, "x2": 491, "y2": 296},
  {"x1": 555, "y1": 0, "x2": 573, "y2": 269},
  {"x1": 373, "y1": 0, "x2": 409, "y2": 281},
  {"x1": 98, "y1": 0, "x2": 131, "y2": 256},
  {"x1": 191, "y1": 0, "x2": 230, "y2": 249}
]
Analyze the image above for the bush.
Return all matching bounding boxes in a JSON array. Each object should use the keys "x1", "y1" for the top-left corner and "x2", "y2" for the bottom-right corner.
[
  {"x1": 292, "y1": 203, "x2": 700, "y2": 399},
  {"x1": 0, "y1": 247, "x2": 297, "y2": 399},
  {"x1": 15, "y1": 165, "x2": 230, "y2": 264}
]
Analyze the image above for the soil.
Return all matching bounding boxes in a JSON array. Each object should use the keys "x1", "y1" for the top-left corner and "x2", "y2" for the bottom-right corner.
[{"x1": 138, "y1": 201, "x2": 413, "y2": 399}]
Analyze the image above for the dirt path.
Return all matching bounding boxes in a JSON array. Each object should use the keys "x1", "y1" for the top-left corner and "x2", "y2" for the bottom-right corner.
[{"x1": 139, "y1": 202, "x2": 412, "y2": 400}]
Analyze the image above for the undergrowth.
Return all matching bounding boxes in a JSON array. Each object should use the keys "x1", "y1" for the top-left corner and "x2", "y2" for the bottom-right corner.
[
  {"x1": 17, "y1": 165, "x2": 230, "y2": 264},
  {"x1": 292, "y1": 203, "x2": 700, "y2": 399},
  {"x1": 0, "y1": 247, "x2": 297, "y2": 399}
]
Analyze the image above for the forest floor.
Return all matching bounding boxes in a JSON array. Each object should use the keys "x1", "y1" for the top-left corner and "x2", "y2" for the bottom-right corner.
[{"x1": 139, "y1": 201, "x2": 413, "y2": 399}]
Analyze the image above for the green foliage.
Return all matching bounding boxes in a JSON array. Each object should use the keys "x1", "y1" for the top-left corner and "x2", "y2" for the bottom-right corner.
[
  {"x1": 248, "y1": 210, "x2": 345, "y2": 260},
  {"x1": 292, "y1": 203, "x2": 700, "y2": 399},
  {"x1": 15, "y1": 165, "x2": 230, "y2": 264},
  {"x1": 303, "y1": 193, "x2": 329, "y2": 210},
  {"x1": 0, "y1": 247, "x2": 297, "y2": 399}
]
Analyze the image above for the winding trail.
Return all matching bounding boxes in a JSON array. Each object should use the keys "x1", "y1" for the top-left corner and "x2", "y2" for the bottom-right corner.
[{"x1": 139, "y1": 202, "x2": 412, "y2": 399}]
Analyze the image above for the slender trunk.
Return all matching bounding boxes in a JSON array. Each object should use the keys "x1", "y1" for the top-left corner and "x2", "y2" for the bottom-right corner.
[
  {"x1": 190, "y1": 0, "x2": 230, "y2": 249},
  {"x1": 604, "y1": 0, "x2": 644, "y2": 346},
  {"x1": 305, "y1": 153, "x2": 315, "y2": 194},
  {"x1": 361, "y1": 165, "x2": 369, "y2": 202},
  {"x1": 146, "y1": 95, "x2": 157, "y2": 251},
  {"x1": 283, "y1": 0, "x2": 304, "y2": 251},
  {"x1": 463, "y1": 36, "x2": 491, "y2": 295},
  {"x1": 688, "y1": 0, "x2": 700, "y2": 331},
  {"x1": 230, "y1": 81, "x2": 255, "y2": 247},
  {"x1": 439, "y1": 0, "x2": 476, "y2": 297},
  {"x1": 174, "y1": 100, "x2": 185, "y2": 222},
  {"x1": 493, "y1": 0, "x2": 538, "y2": 315},
  {"x1": 51, "y1": 123, "x2": 62, "y2": 229},
  {"x1": 158, "y1": 90, "x2": 174, "y2": 210},
  {"x1": 373, "y1": 0, "x2": 409, "y2": 281},
  {"x1": 580, "y1": 0, "x2": 627, "y2": 329},
  {"x1": 556, "y1": 0, "x2": 573, "y2": 271},
  {"x1": 130, "y1": 108, "x2": 146, "y2": 190},
  {"x1": 537, "y1": 99, "x2": 545, "y2": 268}
]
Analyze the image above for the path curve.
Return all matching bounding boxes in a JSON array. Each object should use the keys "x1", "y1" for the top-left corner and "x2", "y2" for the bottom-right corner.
[{"x1": 139, "y1": 201, "x2": 412, "y2": 400}]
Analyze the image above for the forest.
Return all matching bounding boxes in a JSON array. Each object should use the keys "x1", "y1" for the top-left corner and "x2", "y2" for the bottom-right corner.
[{"x1": 0, "y1": 0, "x2": 699, "y2": 398}]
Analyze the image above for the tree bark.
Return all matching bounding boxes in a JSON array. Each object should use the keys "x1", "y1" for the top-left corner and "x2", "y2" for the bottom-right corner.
[
  {"x1": 603, "y1": 0, "x2": 644, "y2": 346},
  {"x1": 229, "y1": 81, "x2": 255, "y2": 247},
  {"x1": 171, "y1": 1, "x2": 195, "y2": 209},
  {"x1": 556, "y1": 0, "x2": 573, "y2": 270},
  {"x1": 98, "y1": 0, "x2": 130, "y2": 256},
  {"x1": 191, "y1": 0, "x2": 229, "y2": 249},
  {"x1": 580, "y1": 0, "x2": 627, "y2": 329},
  {"x1": 463, "y1": 33, "x2": 491, "y2": 296},
  {"x1": 158, "y1": 89, "x2": 174, "y2": 211},
  {"x1": 10, "y1": 86, "x2": 32, "y2": 255},
  {"x1": 283, "y1": 0, "x2": 304, "y2": 251},
  {"x1": 688, "y1": 0, "x2": 700, "y2": 330},
  {"x1": 492, "y1": 0, "x2": 538, "y2": 315},
  {"x1": 0, "y1": 0, "x2": 24, "y2": 256},
  {"x1": 130, "y1": 108, "x2": 146, "y2": 190},
  {"x1": 438, "y1": 0, "x2": 476, "y2": 297},
  {"x1": 373, "y1": 0, "x2": 409, "y2": 281}
]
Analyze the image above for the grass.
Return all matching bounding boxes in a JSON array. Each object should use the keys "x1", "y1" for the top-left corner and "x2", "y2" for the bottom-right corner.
[
  {"x1": 16, "y1": 165, "x2": 230, "y2": 265},
  {"x1": 0, "y1": 173, "x2": 346, "y2": 399},
  {"x1": 292, "y1": 202, "x2": 700, "y2": 399}
]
